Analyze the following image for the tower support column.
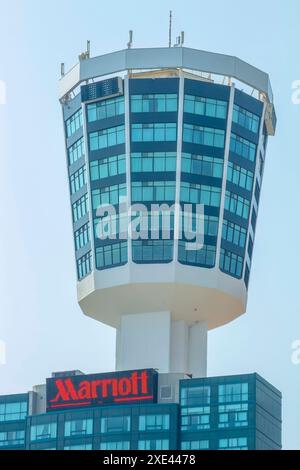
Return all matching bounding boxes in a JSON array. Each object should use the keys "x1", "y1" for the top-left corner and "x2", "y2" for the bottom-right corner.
[{"x1": 115, "y1": 312, "x2": 207, "y2": 377}]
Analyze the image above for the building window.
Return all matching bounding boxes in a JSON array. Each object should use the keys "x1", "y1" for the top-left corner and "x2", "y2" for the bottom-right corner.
[
  {"x1": 218, "y1": 403, "x2": 248, "y2": 428},
  {"x1": 92, "y1": 183, "x2": 126, "y2": 209},
  {"x1": 181, "y1": 440, "x2": 209, "y2": 450},
  {"x1": 219, "y1": 437, "x2": 248, "y2": 450},
  {"x1": 230, "y1": 133, "x2": 256, "y2": 162},
  {"x1": 224, "y1": 191, "x2": 250, "y2": 220},
  {"x1": 222, "y1": 220, "x2": 247, "y2": 249},
  {"x1": 66, "y1": 109, "x2": 83, "y2": 138},
  {"x1": 96, "y1": 242, "x2": 127, "y2": 270},
  {"x1": 72, "y1": 193, "x2": 89, "y2": 223},
  {"x1": 64, "y1": 444, "x2": 92, "y2": 450},
  {"x1": 251, "y1": 208, "x2": 257, "y2": 232},
  {"x1": 218, "y1": 383, "x2": 249, "y2": 403},
  {"x1": 227, "y1": 162, "x2": 254, "y2": 191},
  {"x1": 259, "y1": 154, "x2": 265, "y2": 177},
  {"x1": 132, "y1": 181, "x2": 176, "y2": 203},
  {"x1": 184, "y1": 95, "x2": 227, "y2": 119},
  {"x1": 0, "y1": 430, "x2": 25, "y2": 447},
  {"x1": 68, "y1": 137, "x2": 85, "y2": 166},
  {"x1": 131, "y1": 152, "x2": 176, "y2": 173},
  {"x1": 181, "y1": 386, "x2": 210, "y2": 407},
  {"x1": 254, "y1": 180, "x2": 261, "y2": 204},
  {"x1": 100, "y1": 416, "x2": 131, "y2": 434},
  {"x1": 77, "y1": 251, "x2": 92, "y2": 280},
  {"x1": 248, "y1": 236, "x2": 254, "y2": 260},
  {"x1": 30, "y1": 423, "x2": 57, "y2": 442},
  {"x1": 132, "y1": 123, "x2": 177, "y2": 142},
  {"x1": 244, "y1": 263, "x2": 250, "y2": 288},
  {"x1": 0, "y1": 401, "x2": 27, "y2": 422},
  {"x1": 133, "y1": 240, "x2": 173, "y2": 263},
  {"x1": 139, "y1": 414, "x2": 170, "y2": 431},
  {"x1": 181, "y1": 153, "x2": 223, "y2": 178},
  {"x1": 203, "y1": 215, "x2": 219, "y2": 237},
  {"x1": 90, "y1": 154, "x2": 126, "y2": 181},
  {"x1": 64, "y1": 419, "x2": 93, "y2": 437},
  {"x1": 181, "y1": 408, "x2": 210, "y2": 431},
  {"x1": 74, "y1": 222, "x2": 90, "y2": 251},
  {"x1": 87, "y1": 96, "x2": 124, "y2": 122},
  {"x1": 138, "y1": 440, "x2": 169, "y2": 451},
  {"x1": 178, "y1": 242, "x2": 216, "y2": 268},
  {"x1": 220, "y1": 249, "x2": 244, "y2": 278},
  {"x1": 89, "y1": 125, "x2": 125, "y2": 151},
  {"x1": 70, "y1": 166, "x2": 87, "y2": 195},
  {"x1": 131, "y1": 94, "x2": 178, "y2": 113},
  {"x1": 233, "y1": 104, "x2": 260, "y2": 133},
  {"x1": 180, "y1": 182, "x2": 221, "y2": 207},
  {"x1": 183, "y1": 124, "x2": 225, "y2": 148},
  {"x1": 100, "y1": 441, "x2": 130, "y2": 450}
]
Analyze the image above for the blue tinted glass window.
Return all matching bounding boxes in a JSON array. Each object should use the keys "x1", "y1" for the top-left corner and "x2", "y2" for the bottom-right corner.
[
  {"x1": 131, "y1": 94, "x2": 178, "y2": 113},
  {"x1": 100, "y1": 441, "x2": 130, "y2": 450},
  {"x1": 87, "y1": 96, "x2": 124, "y2": 122},
  {"x1": 0, "y1": 401, "x2": 27, "y2": 422},
  {"x1": 0, "y1": 430, "x2": 25, "y2": 447},
  {"x1": 220, "y1": 249, "x2": 244, "y2": 278},
  {"x1": 90, "y1": 154, "x2": 126, "y2": 181},
  {"x1": 184, "y1": 95, "x2": 227, "y2": 119},
  {"x1": 72, "y1": 193, "x2": 89, "y2": 222},
  {"x1": 139, "y1": 414, "x2": 170, "y2": 431},
  {"x1": 70, "y1": 166, "x2": 86, "y2": 195},
  {"x1": 138, "y1": 440, "x2": 169, "y2": 450},
  {"x1": 96, "y1": 242, "x2": 128, "y2": 270},
  {"x1": 89, "y1": 125, "x2": 125, "y2": 151},
  {"x1": 100, "y1": 416, "x2": 130, "y2": 434},
  {"x1": 64, "y1": 418, "x2": 93, "y2": 437},
  {"x1": 183, "y1": 124, "x2": 225, "y2": 148},
  {"x1": 233, "y1": 104, "x2": 260, "y2": 133},
  {"x1": 178, "y1": 242, "x2": 216, "y2": 268},
  {"x1": 92, "y1": 183, "x2": 126, "y2": 208},
  {"x1": 227, "y1": 162, "x2": 253, "y2": 191},
  {"x1": 131, "y1": 123, "x2": 177, "y2": 142},
  {"x1": 180, "y1": 183, "x2": 221, "y2": 207},
  {"x1": 30, "y1": 423, "x2": 57, "y2": 442},
  {"x1": 224, "y1": 191, "x2": 250, "y2": 220},
  {"x1": 131, "y1": 152, "x2": 176, "y2": 173},
  {"x1": 133, "y1": 240, "x2": 173, "y2": 263},
  {"x1": 74, "y1": 222, "x2": 90, "y2": 251},
  {"x1": 132, "y1": 182, "x2": 176, "y2": 203},
  {"x1": 181, "y1": 153, "x2": 223, "y2": 178},
  {"x1": 230, "y1": 133, "x2": 256, "y2": 162},
  {"x1": 66, "y1": 109, "x2": 83, "y2": 137},
  {"x1": 77, "y1": 251, "x2": 92, "y2": 280},
  {"x1": 181, "y1": 440, "x2": 209, "y2": 450},
  {"x1": 68, "y1": 137, "x2": 85, "y2": 166},
  {"x1": 222, "y1": 220, "x2": 247, "y2": 248}
]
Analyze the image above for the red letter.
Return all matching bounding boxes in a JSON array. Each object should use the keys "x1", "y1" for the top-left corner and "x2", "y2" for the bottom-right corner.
[
  {"x1": 140, "y1": 371, "x2": 149, "y2": 394},
  {"x1": 77, "y1": 381, "x2": 91, "y2": 400},
  {"x1": 131, "y1": 372, "x2": 138, "y2": 395},
  {"x1": 50, "y1": 379, "x2": 78, "y2": 403},
  {"x1": 111, "y1": 379, "x2": 119, "y2": 397},
  {"x1": 100, "y1": 379, "x2": 112, "y2": 398},
  {"x1": 118, "y1": 378, "x2": 131, "y2": 396}
]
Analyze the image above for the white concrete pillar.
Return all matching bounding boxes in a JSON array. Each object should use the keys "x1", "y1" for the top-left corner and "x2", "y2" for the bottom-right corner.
[
  {"x1": 116, "y1": 312, "x2": 207, "y2": 377},
  {"x1": 188, "y1": 322, "x2": 208, "y2": 378}
]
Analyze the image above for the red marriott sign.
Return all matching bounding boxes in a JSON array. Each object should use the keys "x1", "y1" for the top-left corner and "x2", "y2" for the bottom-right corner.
[{"x1": 46, "y1": 369, "x2": 157, "y2": 411}]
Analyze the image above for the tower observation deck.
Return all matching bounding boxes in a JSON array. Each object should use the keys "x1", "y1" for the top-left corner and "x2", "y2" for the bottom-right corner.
[{"x1": 59, "y1": 46, "x2": 276, "y2": 377}]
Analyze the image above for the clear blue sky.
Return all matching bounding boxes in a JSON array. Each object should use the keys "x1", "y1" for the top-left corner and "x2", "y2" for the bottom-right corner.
[{"x1": 0, "y1": 0, "x2": 299, "y2": 449}]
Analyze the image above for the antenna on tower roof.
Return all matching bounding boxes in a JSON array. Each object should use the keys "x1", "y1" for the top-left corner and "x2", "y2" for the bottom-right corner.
[
  {"x1": 127, "y1": 30, "x2": 133, "y2": 49},
  {"x1": 169, "y1": 11, "x2": 172, "y2": 48}
]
